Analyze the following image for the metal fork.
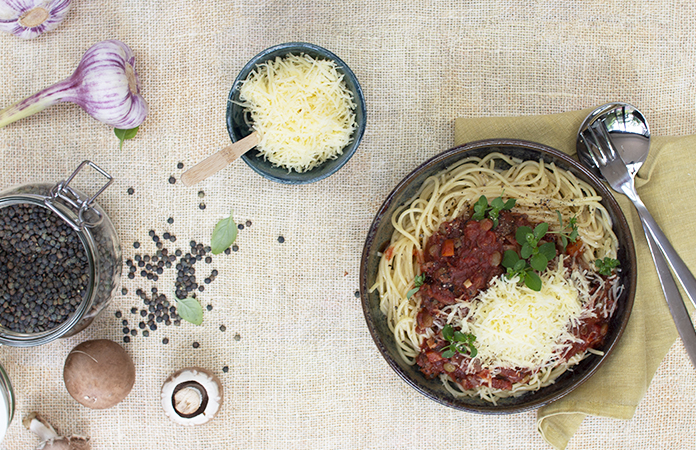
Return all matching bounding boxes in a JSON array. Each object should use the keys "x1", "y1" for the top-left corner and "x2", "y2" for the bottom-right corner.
[{"x1": 581, "y1": 122, "x2": 696, "y2": 366}]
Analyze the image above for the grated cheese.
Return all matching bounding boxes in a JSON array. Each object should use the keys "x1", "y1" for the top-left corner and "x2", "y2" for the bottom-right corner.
[
  {"x1": 238, "y1": 53, "x2": 357, "y2": 173},
  {"x1": 459, "y1": 258, "x2": 588, "y2": 371}
]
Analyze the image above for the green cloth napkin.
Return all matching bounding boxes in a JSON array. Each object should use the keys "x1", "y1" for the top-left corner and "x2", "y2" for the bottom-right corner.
[{"x1": 454, "y1": 109, "x2": 696, "y2": 450}]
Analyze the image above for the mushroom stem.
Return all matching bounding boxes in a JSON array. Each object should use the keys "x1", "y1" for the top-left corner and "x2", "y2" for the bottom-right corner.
[
  {"x1": 23, "y1": 412, "x2": 91, "y2": 450},
  {"x1": 23, "y1": 412, "x2": 60, "y2": 441}
]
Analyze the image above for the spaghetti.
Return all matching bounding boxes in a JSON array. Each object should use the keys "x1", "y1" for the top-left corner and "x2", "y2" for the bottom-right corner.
[{"x1": 370, "y1": 152, "x2": 622, "y2": 403}]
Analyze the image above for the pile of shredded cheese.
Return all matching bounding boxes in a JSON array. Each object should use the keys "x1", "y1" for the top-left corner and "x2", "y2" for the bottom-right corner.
[
  {"x1": 238, "y1": 53, "x2": 357, "y2": 173},
  {"x1": 458, "y1": 259, "x2": 588, "y2": 372}
]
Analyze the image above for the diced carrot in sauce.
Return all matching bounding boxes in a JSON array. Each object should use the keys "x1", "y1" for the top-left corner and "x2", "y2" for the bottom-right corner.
[
  {"x1": 441, "y1": 239, "x2": 455, "y2": 257},
  {"x1": 566, "y1": 239, "x2": 584, "y2": 257}
]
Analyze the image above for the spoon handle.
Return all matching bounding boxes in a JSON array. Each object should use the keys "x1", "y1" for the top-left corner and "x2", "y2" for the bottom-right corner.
[
  {"x1": 643, "y1": 222, "x2": 696, "y2": 368},
  {"x1": 629, "y1": 193, "x2": 696, "y2": 310},
  {"x1": 181, "y1": 132, "x2": 259, "y2": 187}
]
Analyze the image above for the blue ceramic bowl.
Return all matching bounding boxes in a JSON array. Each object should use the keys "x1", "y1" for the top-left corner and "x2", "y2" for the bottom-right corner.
[{"x1": 226, "y1": 42, "x2": 367, "y2": 184}]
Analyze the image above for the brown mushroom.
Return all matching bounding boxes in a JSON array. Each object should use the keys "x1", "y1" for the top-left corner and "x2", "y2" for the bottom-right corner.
[
  {"x1": 23, "y1": 412, "x2": 90, "y2": 450},
  {"x1": 63, "y1": 339, "x2": 135, "y2": 409}
]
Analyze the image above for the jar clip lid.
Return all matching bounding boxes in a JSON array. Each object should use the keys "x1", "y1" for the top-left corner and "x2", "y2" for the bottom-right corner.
[{"x1": 46, "y1": 160, "x2": 113, "y2": 231}]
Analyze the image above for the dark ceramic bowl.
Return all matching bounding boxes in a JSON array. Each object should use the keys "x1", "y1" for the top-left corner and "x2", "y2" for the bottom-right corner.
[
  {"x1": 226, "y1": 42, "x2": 367, "y2": 184},
  {"x1": 359, "y1": 139, "x2": 636, "y2": 414}
]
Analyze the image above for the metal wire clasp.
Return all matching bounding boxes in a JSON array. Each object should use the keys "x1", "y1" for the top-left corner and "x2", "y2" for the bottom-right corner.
[{"x1": 47, "y1": 161, "x2": 113, "y2": 231}]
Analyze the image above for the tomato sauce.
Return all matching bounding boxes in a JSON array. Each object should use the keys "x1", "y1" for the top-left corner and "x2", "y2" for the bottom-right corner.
[{"x1": 414, "y1": 211, "x2": 614, "y2": 392}]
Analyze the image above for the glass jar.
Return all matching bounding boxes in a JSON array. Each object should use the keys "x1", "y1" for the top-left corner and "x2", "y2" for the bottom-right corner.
[
  {"x1": 0, "y1": 364, "x2": 14, "y2": 443},
  {"x1": 0, "y1": 161, "x2": 122, "y2": 346}
]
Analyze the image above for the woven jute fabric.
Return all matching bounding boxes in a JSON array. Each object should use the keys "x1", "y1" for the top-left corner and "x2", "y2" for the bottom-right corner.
[{"x1": 0, "y1": 2, "x2": 695, "y2": 449}]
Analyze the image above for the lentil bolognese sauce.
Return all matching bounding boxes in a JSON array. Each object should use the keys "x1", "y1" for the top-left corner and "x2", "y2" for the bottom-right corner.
[{"x1": 370, "y1": 153, "x2": 623, "y2": 403}]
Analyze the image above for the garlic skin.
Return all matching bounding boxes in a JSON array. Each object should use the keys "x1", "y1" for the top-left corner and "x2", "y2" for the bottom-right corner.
[
  {"x1": 0, "y1": 39, "x2": 148, "y2": 129},
  {"x1": 0, "y1": 0, "x2": 72, "y2": 39}
]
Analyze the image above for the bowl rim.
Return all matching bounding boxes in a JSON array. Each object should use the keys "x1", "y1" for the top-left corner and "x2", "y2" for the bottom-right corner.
[
  {"x1": 226, "y1": 42, "x2": 367, "y2": 185},
  {"x1": 359, "y1": 138, "x2": 637, "y2": 414}
]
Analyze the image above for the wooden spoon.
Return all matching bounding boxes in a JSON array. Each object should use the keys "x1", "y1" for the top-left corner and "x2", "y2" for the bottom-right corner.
[{"x1": 181, "y1": 132, "x2": 259, "y2": 186}]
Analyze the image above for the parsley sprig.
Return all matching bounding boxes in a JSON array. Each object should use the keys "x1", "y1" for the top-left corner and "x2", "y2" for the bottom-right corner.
[
  {"x1": 472, "y1": 195, "x2": 516, "y2": 228},
  {"x1": 406, "y1": 273, "x2": 425, "y2": 299},
  {"x1": 441, "y1": 324, "x2": 477, "y2": 358},
  {"x1": 595, "y1": 257, "x2": 620, "y2": 276},
  {"x1": 501, "y1": 223, "x2": 557, "y2": 291}
]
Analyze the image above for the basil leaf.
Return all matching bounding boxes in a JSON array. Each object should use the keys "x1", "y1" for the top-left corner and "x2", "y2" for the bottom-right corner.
[
  {"x1": 468, "y1": 345, "x2": 478, "y2": 358},
  {"x1": 442, "y1": 348, "x2": 455, "y2": 359},
  {"x1": 177, "y1": 297, "x2": 203, "y2": 325},
  {"x1": 114, "y1": 126, "x2": 139, "y2": 150},
  {"x1": 406, "y1": 287, "x2": 419, "y2": 299},
  {"x1": 453, "y1": 331, "x2": 467, "y2": 342},
  {"x1": 211, "y1": 211, "x2": 238, "y2": 255}
]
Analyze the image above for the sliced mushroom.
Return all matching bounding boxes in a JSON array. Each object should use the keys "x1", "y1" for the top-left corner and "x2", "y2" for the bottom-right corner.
[
  {"x1": 161, "y1": 367, "x2": 223, "y2": 426},
  {"x1": 23, "y1": 412, "x2": 90, "y2": 450}
]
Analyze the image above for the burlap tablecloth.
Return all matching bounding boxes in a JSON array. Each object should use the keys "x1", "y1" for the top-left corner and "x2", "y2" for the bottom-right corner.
[{"x1": 0, "y1": 2, "x2": 695, "y2": 449}]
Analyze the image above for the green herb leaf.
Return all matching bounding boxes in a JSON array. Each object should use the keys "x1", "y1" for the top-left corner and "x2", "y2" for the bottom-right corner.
[
  {"x1": 520, "y1": 242, "x2": 534, "y2": 259},
  {"x1": 114, "y1": 126, "x2": 139, "y2": 150},
  {"x1": 502, "y1": 249, "x2": 520, "y2": 268},
  {"x1": 595, "y1": 257, "x2": 620, "y2": 276},
  {"x1": 406, "y1": 273, "x2": 426, "y2": 299},
  {"x1": 533, "y1": 222, "x2": 549, "y2": 241},
  {"x1": 516, "y1": 226, "x2": 533, "y2": 246},
  {"x1": 177, "y1": 297, "x2": 203, "y2": 325},
  {"x1": 472, "y1": 195, "x2": 488, "y2": 221},
  {"x1": 530, "y1": 253, "x2": 548, "y2": 272},
  {"x1": 211, "y1": 211, "x2": 238, "y2": 255},
  {"x1": 440, "y1": 324, "x2": 477, "y2": 359},
  {"x1": 525, "y1": 271, "x2": 542, "y2": 291},
  {"x1": 539, "y1": 242, "x2": 557, "y2": 261},
  {"x1": 442, "y1": 349, "x2": 455, "y2": 359}
]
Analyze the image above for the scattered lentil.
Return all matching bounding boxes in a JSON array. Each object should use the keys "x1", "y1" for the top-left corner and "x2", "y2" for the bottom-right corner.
[
  {"x1": 199, "y1": 203, "x2": 206, "y2": 210},
  {"x1": 219, "y1": 325, "x2": 226, "y2": 332},
  {"x1": 234, "y1": 333, "x2": 241, "y2": 341},
  {"x1": 222, "y1": 366, "x2": 229, "y2": 373},
  {"x1": 127, "y1": 187, "x2": 135, "y2": 195},
  {"x1": 277, "y1": 236, "x2": 285, "y2": 243},
  {"x1": 177, "y1": 162, "x2": 184, "y2": 169},
  {"x1": 192, "y1": 342, "x2": 200, "y2": 348},
  {"x1": 162, "y1": 337, "x2": 169, "y2": 344},
  {"x1": 168, "y1": 176, "x2": 176, "y2": 184}
]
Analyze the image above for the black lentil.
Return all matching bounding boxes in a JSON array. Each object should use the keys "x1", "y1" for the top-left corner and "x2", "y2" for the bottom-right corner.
[
  {"x1": 198, "y1": 190, "x2": 205, "y2": 198},
  {"x1": 115, "y1": 311, "x2": 122, "y2": 318},
  {"x1": 219, "y1": 325, "x2": 226, "y2": 332},
  {"x1": 168, "y1": 176, "x2": 176, "y2": 184},
  {"x1": 177, "y1": 162, "x2": 184, "y2": 169},
  {"x1": 133, "y1": 241, "x2": 140, "y2": 249},
  {"x1": 123, "y1": 336, "x2": 130, "y2": 343},
  {"x1": 0, "y1": 204, "x2": 89, "y2": 333},
  {"x1": 277, "y1": 236, "x2": 285, "y2": 243},
  {"x1": 234, "y1": 333, "x2": 241, "y2": 341},
  {"x1": 232, "y1": 244, "x2": 239, "y2": 252},
  {"x1": 222, "y1": 366, "x2": 229, "y2": 373},
  {"x1": 199, "y1": 203, "x2": 206, "y2": 210},
  {"x1": 162, "y1": 337, "x2": 169, "y2": 344},
  {"x1": 127, "y1": 187, "x2": 135, "y2": 195},
  {"x1": 192, "y1": 341, "x2": 200, "y2": 348},
  {"x1": 167, "y1": 217, "x2": 174, "y2": 224}
]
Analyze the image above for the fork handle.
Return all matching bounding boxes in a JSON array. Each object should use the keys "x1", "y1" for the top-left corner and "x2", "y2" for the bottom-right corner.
[
  {"x1": 628, "y1": 192, "x2": 696, "y2": 311},
  {"x1": 643, "y1": 221, "x2": 696, "y2": 368}
]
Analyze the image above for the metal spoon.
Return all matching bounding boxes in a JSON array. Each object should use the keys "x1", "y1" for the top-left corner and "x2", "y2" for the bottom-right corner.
[{"x1": 577, "y1": 102, "x2": 696, "y2": 367}]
